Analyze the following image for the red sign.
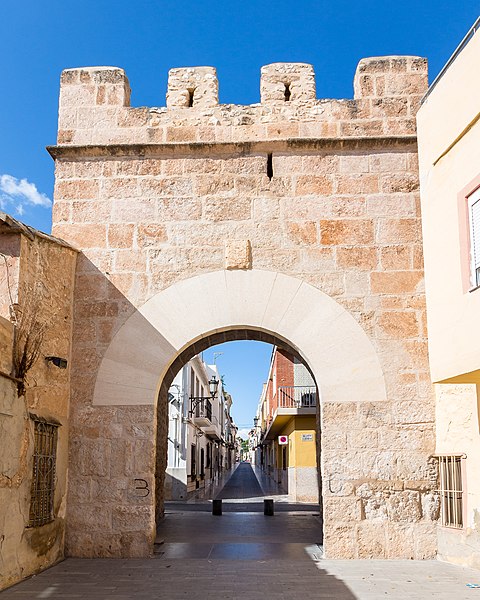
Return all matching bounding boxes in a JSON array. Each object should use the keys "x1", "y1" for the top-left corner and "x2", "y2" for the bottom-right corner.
[{"x1": 278, "y1": 435, "x2": 288, "y2": 445}]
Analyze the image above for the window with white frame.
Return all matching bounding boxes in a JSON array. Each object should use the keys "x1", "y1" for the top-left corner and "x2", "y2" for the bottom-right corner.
[
  {"x1": 468, "y1": 187, "x2": 480, "y2": 288},
  {"x1": 437, "y1": 455, "x2": 464, "y2": 528}
]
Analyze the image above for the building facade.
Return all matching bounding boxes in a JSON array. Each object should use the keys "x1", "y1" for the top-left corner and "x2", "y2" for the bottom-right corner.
[
  {"x1": 417, "y1": 18, "x2": 480, "y2": 570},
  {"x1": 165, "y1": 357, "x2": 237, "y2": 500},
  {"x1": 0, "y1": 214, "x2": 77, "y2": 591},
  {"x1": 48, "y1": 55, "x2": 437, "y2": 561},
  {"x1": 253, "y1": 347, "x2": 318, "y2": 502},
  {"x1": 0, "y1": 51, "x2": 444, "y2": 585}
]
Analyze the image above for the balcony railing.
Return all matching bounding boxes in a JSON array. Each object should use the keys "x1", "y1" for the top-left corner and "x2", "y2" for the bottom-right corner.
[
  {"x1": 277, "y1": 386, "x2": 317, "y2": 409},
  {"x1": 190, "y1": 398, "x2": 212, "y2": 421}
]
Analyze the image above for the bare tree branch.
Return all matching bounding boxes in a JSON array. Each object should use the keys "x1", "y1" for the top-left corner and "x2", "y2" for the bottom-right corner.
[{"x1": 12, "y1": 286, "x2": 47, "y2": 396}]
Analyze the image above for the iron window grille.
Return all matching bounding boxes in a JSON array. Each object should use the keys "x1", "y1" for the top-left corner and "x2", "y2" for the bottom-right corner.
[
  {"x1": 28, "y1": 417, "x2": 59, "y2": 528},
  {"x1": 437, "y1": 454, "x2": 464, "y2": 529}
]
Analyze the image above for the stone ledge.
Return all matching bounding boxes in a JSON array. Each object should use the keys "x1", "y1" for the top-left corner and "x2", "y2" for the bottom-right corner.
[{"x1": 47, "y1": 135, "x2": 417, "y2": 160}]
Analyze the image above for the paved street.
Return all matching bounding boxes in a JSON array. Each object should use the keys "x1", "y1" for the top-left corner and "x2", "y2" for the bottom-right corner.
[
  {"x1": 2, "y1": 553, "x2": 480, "y2": 600},
  {"x1": 165, "y1": 461, "x2": 319, "y2": 512},
  {"x1": 2, "y1": 463, "x2": 480, "y2": 599},
  {"x1": 216, "y1": 461, "x2": 264, "y2": 500}
]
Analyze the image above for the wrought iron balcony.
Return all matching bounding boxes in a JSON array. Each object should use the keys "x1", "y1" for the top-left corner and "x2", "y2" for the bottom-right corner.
[
  {"x1": 190, "y1": 398, "x2": 213, "y2": 425},
  {"x1": 277, "y1": 386, "x2": 317, "y2": 409}
]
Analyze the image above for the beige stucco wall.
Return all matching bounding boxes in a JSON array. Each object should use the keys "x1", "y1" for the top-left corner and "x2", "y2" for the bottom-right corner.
[
  {"x1": 435, "y1": 383, "x2": 480, "y2": 568},
  {"x1": 0, "y1": 230, "x2": 77, "y2": 591},
  {"x1": 417, "y1": 25, "x2": 480, "y2": 570},
  {"x1": 417, "y1": 28, "x2": 480, "y2": 384}
]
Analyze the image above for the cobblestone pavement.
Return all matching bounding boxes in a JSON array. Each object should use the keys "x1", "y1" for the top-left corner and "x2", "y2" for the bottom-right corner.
[{"x1": 2, "y1": 464, "x2": 480, "y2": 599}]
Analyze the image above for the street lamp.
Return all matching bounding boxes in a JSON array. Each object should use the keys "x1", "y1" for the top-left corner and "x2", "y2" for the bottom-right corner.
[
  {"x1": 253, "y1": 417, "x2": 259, "y2": 427},
  {"x1": 209, "y1": 375, "x2": 219, "y2": 399},
  {"x1": 189, "y1": 374, "x2": 220, "y2": 417}
]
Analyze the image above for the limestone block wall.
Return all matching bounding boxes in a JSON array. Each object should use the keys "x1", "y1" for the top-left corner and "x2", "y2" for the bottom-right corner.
[
  {"x1": 50, "y1": 57, "x2": 436, "y2": 560},
  {"x1": 0, "y1": 232, "x2": 20, "y2": 318},
  {"x1": 0, "y1": 220, "x2": 77, "y2": 590},
  {"x1": 167, "y1": 67, "x2": 219, "y2": 110}
]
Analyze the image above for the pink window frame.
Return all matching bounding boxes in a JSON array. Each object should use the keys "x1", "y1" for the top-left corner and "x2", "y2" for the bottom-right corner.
[{"x1": 458, "y1": 174, "x2": 480, "y2": 293}]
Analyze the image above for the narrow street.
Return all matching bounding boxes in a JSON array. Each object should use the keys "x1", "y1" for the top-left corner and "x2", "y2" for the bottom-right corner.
[
  {"x1": 215, "y1": 461, "x2": 264, "y2": 499},
  {"x1": 164, "y1": 461, "x2": 319, "y2": 512},
  {"x1": 156, "y1": 461, "x2": 324, "y2": 560},
  {"x1": 1, "y1": 463, "x2": 480, "y2": 599}
]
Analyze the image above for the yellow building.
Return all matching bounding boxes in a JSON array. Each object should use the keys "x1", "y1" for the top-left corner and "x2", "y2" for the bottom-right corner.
[
  {"x1": 254, "y1": 347, "x2": 319, "y2": 503},
  {"x1": 417, "y1": 17, "x2": 480, "y2": 569}
]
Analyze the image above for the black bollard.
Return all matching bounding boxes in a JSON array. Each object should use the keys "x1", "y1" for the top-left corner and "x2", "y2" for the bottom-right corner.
[
  {"x1": 212, "y1": 499, "x2": 222, "y2": 515},
  {"x1": 264, "y1": 498, "x2": 274, "y2": 516}
]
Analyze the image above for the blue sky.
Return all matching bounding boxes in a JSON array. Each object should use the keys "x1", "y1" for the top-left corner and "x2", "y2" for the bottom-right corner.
[
  {"x1": 0, "y1": 2, "x2": 478, "y2": 429},
  {"x1": 0, "y1": 2, "x2": 478, "y2": 231},
  {"x1": 203, "y1": 342, "x2": 273, "y2": 436}
]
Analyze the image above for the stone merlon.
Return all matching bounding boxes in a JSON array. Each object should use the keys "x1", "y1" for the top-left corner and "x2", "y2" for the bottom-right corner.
[{"x1": 55, "y1": 57, "x2": 427, "y2": 147}]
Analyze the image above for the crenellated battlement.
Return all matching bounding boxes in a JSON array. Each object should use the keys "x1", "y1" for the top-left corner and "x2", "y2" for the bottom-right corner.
[
  {"x1": 166, "y1": 66, "x2": 219, "y2": 110},
  {"x1": 56, "y1": 57, "x2": 427, "y2": 147},
  {"x1": 50, "y1": 52, "x2": 436, "y2": 566}
]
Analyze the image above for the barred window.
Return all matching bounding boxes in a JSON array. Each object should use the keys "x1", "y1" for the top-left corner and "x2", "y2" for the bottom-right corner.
[
  {"x1": 438, "y1": 455, "x2": 464, "y2": 529},
  {"x1": 28, "y1": 418, "x2": 59, "y2": 528}
]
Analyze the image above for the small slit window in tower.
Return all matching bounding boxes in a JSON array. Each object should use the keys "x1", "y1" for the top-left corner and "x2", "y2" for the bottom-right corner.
[
  {"x1": 267, "y1": 153, "x2": 273, "y2": 180},
  {"x1": 284, "y1": 83, "x2": 291, "y2": 102},
  {"x1": 187, "y1": 88, "x2": 195, "y2": 107},
  {"x1": 28, "y1": 418, "x2": 59, "y2": 528}
]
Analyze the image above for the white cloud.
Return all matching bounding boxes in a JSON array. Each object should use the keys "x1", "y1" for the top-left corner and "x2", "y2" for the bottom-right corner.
[{"x1": 0, "y1": 174, "x2": 52, "y2": 216}]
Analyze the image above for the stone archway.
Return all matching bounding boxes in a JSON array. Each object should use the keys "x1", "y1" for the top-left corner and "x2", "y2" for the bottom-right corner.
[
  {"x1": 54, "y1": 58, "x2": 437, "y2": 561},
  {"x1": 93, "y1": 269, "x2": 386, "y2": 407},
  {"x1": 85, "y1": 269, "x2": 387, "y2": 558}
]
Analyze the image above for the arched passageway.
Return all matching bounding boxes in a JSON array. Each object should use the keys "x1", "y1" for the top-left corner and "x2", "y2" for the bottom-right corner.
[
  {"x1": 86, "y1": 269, "x2": 388, "y2": 558},
  {"x1": 52, "y1": 56, "x2": 437, "y2": 563},
  {"x1": 159, "y1": 333, "x2": 321, "y2": 511},
  {"x1": 93, "y1": 269, "x2": 386, "y2": 408}
]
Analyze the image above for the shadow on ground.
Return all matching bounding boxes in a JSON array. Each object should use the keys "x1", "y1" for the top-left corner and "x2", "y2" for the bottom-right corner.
[{"x1": 0, "y1": 557, "x2": 358, "y2": 599}]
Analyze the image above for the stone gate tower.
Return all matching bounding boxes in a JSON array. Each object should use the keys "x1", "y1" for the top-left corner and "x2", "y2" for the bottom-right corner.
[{"x1": 50, "y1": 57, "x2": 437, "y2": 559}]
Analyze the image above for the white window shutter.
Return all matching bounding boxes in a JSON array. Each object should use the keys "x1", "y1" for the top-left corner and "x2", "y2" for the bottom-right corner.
[
  {"x1": 469, "y1": 190, "x2": 480, "y2": 287},
  {"x1": 471, "y1": 200, "x2": 480, "y2": 263}
]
